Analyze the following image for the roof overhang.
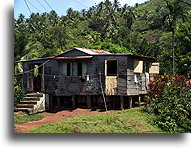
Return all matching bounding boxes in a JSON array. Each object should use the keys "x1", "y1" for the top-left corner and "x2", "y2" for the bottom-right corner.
[{"x1": 54, "y1": 56, "x2": 93, "y2": 60}]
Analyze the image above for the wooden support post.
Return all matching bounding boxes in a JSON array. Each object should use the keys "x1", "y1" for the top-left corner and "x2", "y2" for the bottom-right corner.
[
  {"x1": 87, "y1": 96, "x2": 91, "y2": 109},
  {"x1": 138, "y1": 95, "x2": 141, "y2": 107},
  {"x1": 113, "y1": 96, "x2": 116, "y2": 109},
  {"x1": 120, "y1": 96, "x2": 124, "y2": 110},
  {"x1": 57, "y1": 96, "x2": 61, "y2": 107},
  {"x1": 49, "y1": 95, "x2": 53, "y2": 109},
  {"x1": 129, "y1": 96, "x2": 132, "y2": 109},
  {"x1": 72, "y1": 95, "x2": 76, "y2": 110}
]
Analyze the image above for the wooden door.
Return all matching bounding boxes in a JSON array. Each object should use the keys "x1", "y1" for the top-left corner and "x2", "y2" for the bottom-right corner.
[
  {"x1": 105, "y1": 60, "x2": 118, "y2": 95},
  {"x1": 105, "y1": 76, "x2": 117, "y2": 95}
]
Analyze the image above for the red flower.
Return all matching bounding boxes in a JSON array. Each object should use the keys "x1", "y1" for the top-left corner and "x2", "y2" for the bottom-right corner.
[
  {"x1": 181, "y1": 88, "x2": 185, "y2": 93},
  {"x1": 186, "y1": 81, "x2": 190, "y2": 87}
]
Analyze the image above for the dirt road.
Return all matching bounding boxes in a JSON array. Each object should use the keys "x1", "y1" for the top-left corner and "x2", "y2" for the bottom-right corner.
[{"x1": 14, "y1": 109, "x2": 114, "y2": 133}]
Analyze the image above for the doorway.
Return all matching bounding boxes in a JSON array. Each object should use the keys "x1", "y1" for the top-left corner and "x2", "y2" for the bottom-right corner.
[
  {"x1": 27, "y1": 64, "x2": 44, "y2": 92},
  {"x1": 33, "y1": 64, "x2": 44, "y2": 92},
  {"x1": 105, "y1": 60, "x2": 118, "y2": 95}
]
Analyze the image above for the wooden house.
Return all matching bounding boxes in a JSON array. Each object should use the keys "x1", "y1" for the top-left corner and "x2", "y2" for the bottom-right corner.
[{"x1": 15, "y1": 48, "x2": 159, "y2": 114}]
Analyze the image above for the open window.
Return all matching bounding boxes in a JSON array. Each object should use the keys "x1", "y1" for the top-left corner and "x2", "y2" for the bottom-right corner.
[
  {"x1": 149, "y1": 63, "x2": 159, "y2": 74},
  {"x1": 62, "y1": 62, "x2": 87, "y2": 76},
  {"x1": 134, "y1": 60, "x2": 143, "y2": 73},
  {"x1": 67, "y1": 63, "x2": 71, "y2": 76},
  {"x1": 77, "y1": 63, "x2": 82, "y2": 76},
  {"x1": 106, "y1": 60, "x2": 118, "y2": 76}
]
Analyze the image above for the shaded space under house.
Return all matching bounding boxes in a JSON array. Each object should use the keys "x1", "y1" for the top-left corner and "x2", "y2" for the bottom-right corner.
[{"x1": 15, "y1": 48, "x2": 159, "y2": 114}]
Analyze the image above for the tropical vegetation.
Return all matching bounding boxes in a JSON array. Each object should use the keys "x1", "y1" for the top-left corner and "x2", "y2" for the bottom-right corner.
[
  {"x1": 14, "y1": 0, "x2": 191, "y2": 132},
  {"x1": 14, "y1": 0, "x2": 191, "y2": 76},
  {"x1": 145, "y1": 74, "x2": 191, "y2": 132}
]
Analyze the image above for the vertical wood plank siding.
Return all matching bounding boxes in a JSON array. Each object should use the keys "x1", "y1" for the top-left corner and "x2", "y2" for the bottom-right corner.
[{"x1": 22, "y1": 53, "x2": 154, "y2": 96}]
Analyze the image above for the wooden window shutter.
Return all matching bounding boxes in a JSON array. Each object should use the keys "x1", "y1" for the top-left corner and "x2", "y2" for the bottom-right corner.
[
  {"x1": 134, "y1": 60, "x2": 143, "y2": 73},
  {"x1": 149, "y1": 63, "x2": 159, "y2": 74}
]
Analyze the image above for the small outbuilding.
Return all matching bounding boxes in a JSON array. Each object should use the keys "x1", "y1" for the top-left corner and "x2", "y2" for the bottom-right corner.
[{"x1": 15, "y1": 48, "x2": 159, "y2": 113}]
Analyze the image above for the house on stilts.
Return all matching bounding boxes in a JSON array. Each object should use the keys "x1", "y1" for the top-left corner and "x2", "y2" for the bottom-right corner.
[{"x1": 15, "y1": 48, "x2": 159, "y2": 114}]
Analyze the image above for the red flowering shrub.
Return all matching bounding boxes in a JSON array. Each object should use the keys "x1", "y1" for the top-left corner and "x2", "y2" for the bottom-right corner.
[{"x1": 145, "y1": 74, "x2": 191, "y2": 132}]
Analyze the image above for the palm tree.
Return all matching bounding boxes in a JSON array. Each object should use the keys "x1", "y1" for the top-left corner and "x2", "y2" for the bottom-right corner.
[
  {"x1": 113, "y1": 0, "x2": 120, "y2": 11},
  {"x1": 163, "y1": 0, "x2": 189, "y2": 75},
  {"x1": 120, "y1": 4, "x2": 136, "y2": 30}
]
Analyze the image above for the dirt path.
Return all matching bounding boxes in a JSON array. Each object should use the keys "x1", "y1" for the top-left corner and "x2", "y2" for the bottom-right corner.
[{"x1": 14, "y1": 109, "x2": 115, "y2": 133}]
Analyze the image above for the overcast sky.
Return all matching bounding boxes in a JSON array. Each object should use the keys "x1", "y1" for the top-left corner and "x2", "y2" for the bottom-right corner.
[{"x1": 14, "y1": 0, "x2": 148, "y2": 19}]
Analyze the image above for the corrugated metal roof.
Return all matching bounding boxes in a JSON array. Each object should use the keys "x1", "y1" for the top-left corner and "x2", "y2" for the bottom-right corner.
[{"x1": 75, "y1": 48, "x2": 111, "y2": 55}]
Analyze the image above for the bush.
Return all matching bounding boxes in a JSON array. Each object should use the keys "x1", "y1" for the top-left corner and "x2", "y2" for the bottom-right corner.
[
  {"x1": 14, "y1": 77, "x2": 24, "y2": 106},
  {"x1": 145, "y1": 74, "x2": 191, "y2": 132}
]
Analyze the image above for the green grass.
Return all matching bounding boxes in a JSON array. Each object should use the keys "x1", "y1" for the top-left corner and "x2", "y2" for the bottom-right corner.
[
  {"x1": 14, "y1": 111, "x2": 45, "y2": 124},
  {"x1": 28, "y1": 108, "x2": 163, "y2": 133}
]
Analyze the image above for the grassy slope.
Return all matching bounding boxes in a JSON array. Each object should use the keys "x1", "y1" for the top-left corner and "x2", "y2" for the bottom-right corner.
[
  {"x1": 14, "y1": 112, "x2": 45, "y2": 124},
  {"x1": 28, "y1": 108, "x2": 163, "y2": 133}
]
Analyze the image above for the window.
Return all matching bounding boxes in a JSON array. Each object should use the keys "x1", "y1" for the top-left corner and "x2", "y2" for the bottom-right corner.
[
  {"x1": 66, "y1": 62, "x2": 87, "y2": 76},
  {"x1": 134, "y1": 60, "x2": 143, "y2": 73},
  {"x1": 149, "y1": 63, "x2": 159, "y2": 74},
  {"x1": 77, "y1": 63, "x2": 82, "y2": 76},
  {"x1": 106, "y1": 60, "x2": 117, "y2": 76},
  {"x1": 67, "y1": 63, "x2": 71, "y2": 76}
]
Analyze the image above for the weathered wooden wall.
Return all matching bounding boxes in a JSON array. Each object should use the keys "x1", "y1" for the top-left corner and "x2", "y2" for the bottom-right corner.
[
  {"x1": 43, "y1": 56, "x2": 103, "y2": 96},
  {"x1": 22, "y1": 53, "x2": 155, "y2": 97}
]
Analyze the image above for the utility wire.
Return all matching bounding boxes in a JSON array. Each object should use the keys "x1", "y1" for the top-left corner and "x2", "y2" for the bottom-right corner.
[
  {"x1": 26, "y1": 0, "x2": 41, "y2": 13},
  {"x1": 36, "y1": 0, "x2": 48, "y2": 11},
  {"x1": 71, "y1": 0, "x2": 89, "y2": 9},
  {"x1": 44, "y1": 0, "x2": 54, "y2": 10},
  {"x1": 24, "y1": 0, "x2": 32, "y2": 13}
]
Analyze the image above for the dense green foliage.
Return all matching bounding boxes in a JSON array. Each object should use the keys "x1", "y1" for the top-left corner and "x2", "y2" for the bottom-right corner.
[
  {"x1": 145, "y1": 74, "x2": 191, "y2": 132},
  {"x1": 28, "y1": 108, "x2": 163, "y2": 133},
  {"x1": 14, "y1": 0, "x2": 191, "y2": 132},
  {"x1": 14, "y1": 111, "x2": 45, "y2": 124},
  {"x1": 14, "y1": 0, "x2": 191, "y2": 76},
  {"x1": 14, "y1": 77, "x2": 24, "y2": 106}
]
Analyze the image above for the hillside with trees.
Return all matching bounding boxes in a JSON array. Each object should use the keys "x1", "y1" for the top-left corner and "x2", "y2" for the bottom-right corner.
[
  {"x1": 14, "y1": 0, "x2": 191, "y2": 133},
  {"x1": 14, "y1": 0, "x2": 191, "y2": 76}
]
